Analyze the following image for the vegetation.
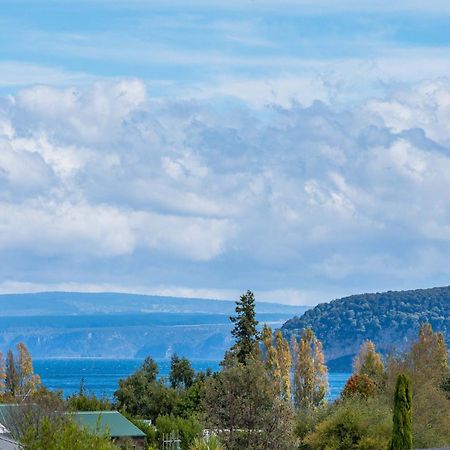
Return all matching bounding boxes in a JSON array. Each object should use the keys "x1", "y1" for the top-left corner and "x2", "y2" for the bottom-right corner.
[
  {"x1": 202, "y1": 357, "x2": 294, "y2": 450},
  {"x1": 282, "y1": 286, "x2": 450, "y2": 369},
  {"x1": 293, "y1": 327, "x2": 328, "y2": 409},
  {"x1": 1, "y1": 290, "x2": 449, "y2": 450},
  {"x1": 21, "y1": 415, "x2": 117, "y2": 450},
  {"x1": 229, "y1": 290, "x2": 260, "y2": 364},
  {"x1": 261, "y1": 325, "x2": 292, "y2": 400},
  {"x1": 390, "y1": 374, "x2": 412, "y2": 450},
  {"x1": 0, "y1": 343, "x2": 41, "y2": 401}
]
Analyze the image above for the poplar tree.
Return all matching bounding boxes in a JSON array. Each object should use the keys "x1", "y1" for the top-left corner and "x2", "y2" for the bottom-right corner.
[
  {"x1": 410, "y1": 323, "x2": 448, "y2": 383},
  {"x1": 391, "y1": 373, "x2": 412, "y2": 450},
  {"x1": 353, "y1": 340, "x2": 385, "y2": 388},
  {"x1": 293, "y1": 327, "x2": 328, "y2": 409},
  {"x1": 230, "y1": 290, "x2": 260, "y2": 364},
  {"x1": 261, "y1": 326, "x2": 292, "y2": 401},
  {"x1": 276, "y1": 330, "x2": 292, "y2": 401},
  {"x1": 4, "y1": 343, "x2": 40, "y2": 399}
]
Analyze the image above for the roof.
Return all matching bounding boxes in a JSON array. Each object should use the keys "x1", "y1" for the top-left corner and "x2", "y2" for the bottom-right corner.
[
  {"x1": 72, "y1": 411, "x2": 146, "y2": 438},
  {"x1": 0, "y1": 435, "x2": 22, "y2": 450}
]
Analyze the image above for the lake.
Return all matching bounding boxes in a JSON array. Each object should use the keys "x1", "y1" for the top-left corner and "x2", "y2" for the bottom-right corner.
[{"x1": 33, "y1": 358, "x2": 350, "y2": 401}]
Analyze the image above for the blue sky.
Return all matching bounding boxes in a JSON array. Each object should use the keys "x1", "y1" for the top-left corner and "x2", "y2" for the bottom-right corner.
[{"x1": 1, "y1": 1, "x2": 450, "y2": 305}]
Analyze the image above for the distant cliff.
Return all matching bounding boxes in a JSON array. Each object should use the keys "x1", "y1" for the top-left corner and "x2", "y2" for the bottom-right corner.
[
  {"x1": 0, "y1": 292, "x2": 308, "y2": 359},
  {"x1": 282, "y1": 286, "x2": 450, "y2": 371}
]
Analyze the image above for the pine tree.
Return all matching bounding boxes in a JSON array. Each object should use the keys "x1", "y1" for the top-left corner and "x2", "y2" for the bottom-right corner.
[
  {"x1": 391, "y1": 373, "x2": 412, "y2": 450},
  {"x1": 230, "y1": 290, "x2": 260, "y2": 364},
  {"x1": 353, "y1": 340, "x2": 385, "y2": 388},
  {"x1": 293, "y1": 327, "x2": 328, "y2": 409}
]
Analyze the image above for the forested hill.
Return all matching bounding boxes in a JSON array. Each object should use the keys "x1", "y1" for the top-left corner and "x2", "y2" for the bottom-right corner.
[{"x1": 282, "y1": 286, "x2": 450, "y2": 371}]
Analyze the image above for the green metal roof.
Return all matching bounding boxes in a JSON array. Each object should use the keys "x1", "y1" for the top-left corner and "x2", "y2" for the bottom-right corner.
[{"x1": 72, "y1": 411, "x2": 146, "y2": 438}]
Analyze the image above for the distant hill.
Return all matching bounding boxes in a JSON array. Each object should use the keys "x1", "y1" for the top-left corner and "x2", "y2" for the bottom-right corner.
[
  {"x1": 0, "y1": 291, "x2": 304, "y2": 316},
  {"x1": 282, "y1": 286, "x2": 450, "y2": 372},
  {"x1": 0, "y1": 292, "x2": 309, "y2": 359}
]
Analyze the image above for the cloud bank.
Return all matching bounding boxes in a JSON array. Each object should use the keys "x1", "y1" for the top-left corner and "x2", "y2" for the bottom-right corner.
[{"x1": 1, "y1": 78, "x2": 450, "y2": 304}]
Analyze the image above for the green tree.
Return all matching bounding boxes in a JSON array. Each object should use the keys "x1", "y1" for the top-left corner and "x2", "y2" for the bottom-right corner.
[
  {"x1": 170, "y1": 354, "x2": 195, "y2": 389},
  {"x1": 202, "y1": 358, "x2": 294, "y2": 450},
  {"x1": 155, "y1": 415, "x2": 202, "y2": 450},
  {"x1": 293, "y1": 328, "x2": 328, "y2": 410},
  {"x1": 66, "y1": 379, "x2": 112, "y2": 412},
  {"x1": 229, "y1": 290, "x2": 260, "y2": 365},
  {"x1": 390, "y1": 374, "x2": 412, "y2": 450}
]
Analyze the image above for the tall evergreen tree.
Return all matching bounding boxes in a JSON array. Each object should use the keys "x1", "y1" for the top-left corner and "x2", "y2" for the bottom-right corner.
[
  {"x1": 229, "y1": 290, "x2": 260, "y2": 364},
  {"x1": 391, "y1": 373, "x2": 412, "y2": 450},
  {"x1": 293, "y1": 327, "x2": 328, "y2": 409}
]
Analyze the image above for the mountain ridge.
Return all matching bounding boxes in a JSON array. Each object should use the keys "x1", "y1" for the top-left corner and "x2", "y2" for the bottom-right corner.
[{"x1": 281, "y1": 285, "x2": 450, "y2": 371}]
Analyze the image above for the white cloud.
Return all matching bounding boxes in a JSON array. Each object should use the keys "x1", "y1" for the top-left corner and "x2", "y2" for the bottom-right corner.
[{"x1": 1, "y1": 78, "x2": 450, "y2": 303}]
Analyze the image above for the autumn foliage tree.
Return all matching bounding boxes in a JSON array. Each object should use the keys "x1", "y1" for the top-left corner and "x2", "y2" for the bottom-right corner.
[
  {"x1": 353, "y1": 340, "x2": 385, "y2": 389},
  {"x1": 293, "y1": 327, "x2": 328, "y2": 410},
  {"x1": 0, "y1": 343, "x2": 40, "y2": 400},
  {"x1": 261, "y1": 325, "x2": 292, "y2": 401}
]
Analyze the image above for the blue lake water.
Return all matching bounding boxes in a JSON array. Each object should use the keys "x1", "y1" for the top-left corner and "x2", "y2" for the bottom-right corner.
[{"x1": 33, "y1": 359, "x2": 349, "y2": 401}]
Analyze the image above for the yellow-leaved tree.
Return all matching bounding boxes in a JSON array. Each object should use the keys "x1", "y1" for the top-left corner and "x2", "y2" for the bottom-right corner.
[
  {"x1": 261, "y1": 325, "x2": 292, "y2": 401},
  {"x1": 2, "y1": 342, "x2": 40, "y2": 400},
  {"x1": 353, "y1": 340, "x2": 385, "y2": 388},
  {"x1": 293, "y1": 327, "x2": 328, "y2": 409}
]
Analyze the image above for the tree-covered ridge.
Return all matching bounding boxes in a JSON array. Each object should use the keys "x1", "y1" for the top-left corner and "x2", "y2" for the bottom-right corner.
[{"x1": 282, "y1": 286, "x2": 450, "y2": 368}]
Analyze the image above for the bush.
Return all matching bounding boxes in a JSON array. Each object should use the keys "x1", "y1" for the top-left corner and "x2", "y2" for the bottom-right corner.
[
  {"x1": 155, "y1": 415, "x2": 202, "y2": 450},
  {"x1": 20, "y1": 416, "x2": 117, "y2": 450},
  {"x1": 190, "y1": 434, "x2": 224, "y2": 450},
  {"x1": 341, "y1": 374, "x2": 377, "y2": 400},
  {"x1": 304, "y1": 398, "x2": 391, "y2": 450}
]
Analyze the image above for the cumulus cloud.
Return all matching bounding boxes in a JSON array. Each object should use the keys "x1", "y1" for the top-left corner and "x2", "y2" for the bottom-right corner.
[{"x1": 1, "y1": 78, "x2": 450, "y2": 303}]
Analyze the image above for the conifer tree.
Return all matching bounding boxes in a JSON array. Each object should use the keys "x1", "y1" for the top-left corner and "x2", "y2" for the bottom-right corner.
[
  {"x1": 391, "y1": 373, "x2": 412, "y2": 450},
  {"x1": 293, "y1": 327, "x2": 328, "y2": 409},
  {"x1": 230, "y1": 290, "x2": 260, "y2": 364},
  {"x1": 353, "y1": 340, "x2": 385, "y2": 388}
]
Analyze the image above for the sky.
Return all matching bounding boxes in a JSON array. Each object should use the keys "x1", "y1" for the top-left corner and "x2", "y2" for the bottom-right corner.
[{"x1": 1, "y1": 1, "x2": 450, "y2": 305}]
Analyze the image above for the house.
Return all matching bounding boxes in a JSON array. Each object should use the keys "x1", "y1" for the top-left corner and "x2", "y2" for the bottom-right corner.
[{"x1": 72, "y1": 411, "x2": 146, "y2": 449}]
